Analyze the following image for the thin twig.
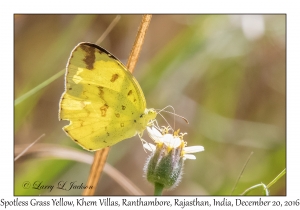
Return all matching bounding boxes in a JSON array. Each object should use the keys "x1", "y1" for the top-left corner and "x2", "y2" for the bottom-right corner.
[
  {"x1": 127, "y1": 15, "x2": 152, "y2": 73},
  {"x1": 82, "y1": 14, "x2": 152, "y2": 196},
  {"x1": 83, "y1": 148, "x2": 110, "y2": 195}
]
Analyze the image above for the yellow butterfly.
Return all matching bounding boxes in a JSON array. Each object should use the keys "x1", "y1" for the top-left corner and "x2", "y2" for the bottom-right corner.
[{"x1": 59, "y1": 42, "x2": 157, "y2": 151}]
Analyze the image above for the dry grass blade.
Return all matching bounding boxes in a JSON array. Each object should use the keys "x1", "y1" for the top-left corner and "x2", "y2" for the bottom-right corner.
[
  {"x1": 231, "y1": 152, "x2": 254, "y2": 195},
  {"x1": 14, "y1": 134, "x2": 45, "y2": 161},
  {"x1": 82, "y1": 14, "x2": 152, "y2": 196},
  {"x1": 95, "y1": 15, "x2": 121, "y2": 45},
  {"x1": 14, "y1": 143, "x2": 144, "y2": 195}
]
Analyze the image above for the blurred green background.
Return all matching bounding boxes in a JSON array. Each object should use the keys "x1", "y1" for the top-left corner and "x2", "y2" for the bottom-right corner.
[{"x1": 14, "y1": 14, "x2": 286, "y2": 195}]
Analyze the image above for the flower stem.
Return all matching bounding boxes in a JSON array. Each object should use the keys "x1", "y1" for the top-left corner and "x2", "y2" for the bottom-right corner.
[{"x1": 154, "y1": 182, "x2": 164, "y2": 195}]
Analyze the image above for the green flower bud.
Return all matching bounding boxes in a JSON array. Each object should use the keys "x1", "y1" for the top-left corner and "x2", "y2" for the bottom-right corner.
[
  {"x1": 145, "y1": 141, "x2": 184, "y2": 189},
  {"x1": 143, "y1": 126, "x2": 205, "y2": 193}
]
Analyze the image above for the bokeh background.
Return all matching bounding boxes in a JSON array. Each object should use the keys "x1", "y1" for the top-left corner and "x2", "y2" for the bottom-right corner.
[{"x1": 14, "y1": 14, "x2": 286, "y2": 195}]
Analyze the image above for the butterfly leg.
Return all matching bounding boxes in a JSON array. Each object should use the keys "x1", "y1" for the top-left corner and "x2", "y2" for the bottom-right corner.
[
  {"x1": 138, "y1": 133, "x2": 151, "y2": 153},
  {"x1": 148, "y1": 119, "x2": 161, "y2": 131}
]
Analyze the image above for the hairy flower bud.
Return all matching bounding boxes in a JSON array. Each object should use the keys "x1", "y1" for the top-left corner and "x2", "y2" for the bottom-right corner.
[
  {"x1": 145, "y1": 140, "x2": 184, "y2": 189},
  {"x1": 143, "y1": 126, "x2": 204, "y2": 190}
]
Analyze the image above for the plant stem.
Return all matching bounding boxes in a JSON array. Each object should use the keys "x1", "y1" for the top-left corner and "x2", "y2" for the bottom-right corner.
[
  {"x1": 240, "y1": 183, "x2": 269, "y2": 196},
  {"x1": 154, "y1": 182, "x2": 164, "y2": 196},
  {"x1": 267, "y1": 168, "x2": 286, "y2": 189}
]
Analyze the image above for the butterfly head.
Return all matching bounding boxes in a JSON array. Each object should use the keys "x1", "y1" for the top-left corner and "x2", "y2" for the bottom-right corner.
[
  {"x1": 138, "y1": 108, "x2": 157, "y2": 127},
  {"x1": 144, "y1": 108, "x2": 157, "y2": 121}
]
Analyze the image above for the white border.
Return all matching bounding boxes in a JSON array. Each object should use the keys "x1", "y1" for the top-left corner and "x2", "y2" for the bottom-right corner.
[{"x1": 5, "y1": 0, "x2": 300, "y2": 209}]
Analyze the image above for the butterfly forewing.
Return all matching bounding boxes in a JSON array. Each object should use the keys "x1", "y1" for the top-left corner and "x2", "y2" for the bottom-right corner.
[{"x1": 59, "y1": 43, "x2": 150, "y2": 150}]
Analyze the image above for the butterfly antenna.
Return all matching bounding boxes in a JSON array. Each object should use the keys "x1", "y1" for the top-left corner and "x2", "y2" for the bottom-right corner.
[
  {"x1": 157, "y1": 112, "x2": 174, "y2": 132},
  {"x1": 156, "y1": 105, "x2": 174, "y2": 114},
  {"x1": 156, "y1": 105, "x2": 176, "y2": 130},
  {"x1": 157, "y1": 108, "x2": 189, "y2": 124}
]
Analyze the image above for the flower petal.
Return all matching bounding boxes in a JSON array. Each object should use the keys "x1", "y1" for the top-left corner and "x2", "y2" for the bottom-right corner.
[
  {"x1": 171, "y1": 137, "x2": 182, "y2": 148},
  {"x1": 161, "y1": 134, "x2": 181, "y2": 148},
  {"x1": 183, "y1": 154, "x2": 196, "y2": 160},
  {"x1": 161, "y1": 134, "x2": 173, "y2": 145},
  {"x1": 143, "y1": 142, "x2": 156, "y2": 152},
  {"x1": 184, "y1": 146, "x2": 204, "y2": 154},
  {"x1": 147, "y1": 127, "x2": 163, "y2": 142}
]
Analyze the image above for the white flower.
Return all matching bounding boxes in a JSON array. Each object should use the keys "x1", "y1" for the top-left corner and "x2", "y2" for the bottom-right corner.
[{"x1": 144, "y1": 126, "x2": 204, "y2": 160}]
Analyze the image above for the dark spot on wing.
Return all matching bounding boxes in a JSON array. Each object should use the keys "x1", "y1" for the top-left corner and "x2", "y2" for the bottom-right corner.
[
  {"x1": 98, "y1": 86, "x2": 104, "y2": 100},
  {"x1": 128, "y1": 90, "x2": 132, "y2": 95},
  {"x1": 120, "y1": 123, "x2": 124, "y2": 127},
  {"x1": 103, "y1": 140, "x2": 107, "y2": 143},
  {"x1": 100, "y1": 104, "x2": 109, "y2": 117},
  {"x1": 134, "y1": 120, "x2": 136, "y2": 123},
  {"x1": 107, "y1": 132, "x2": 110, "y2": 136},
  {"x1": 74, "y1": 140, "x2": 78, "y2": 142},
  {"x1": 68, "y1": 87, "x2": 72, "y2": 90},
  {"x1": 122, "y1": 105, "x2": 126, "y2": 110},
  {"x1": 80, "y1": 44, "x2": 95, "y2": 70},
  {"x1": 110, "y1": 74, "x2": 119, "y2": 82},
  {"x1": 115, "y1": 113, "x2": 120, "y2": 118}
]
